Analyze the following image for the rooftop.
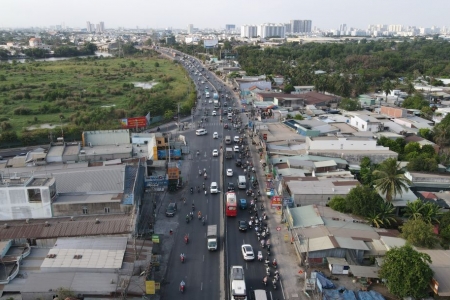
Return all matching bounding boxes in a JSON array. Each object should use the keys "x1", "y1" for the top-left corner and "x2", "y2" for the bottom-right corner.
[{"x1": 417, "y1": 250, "x2": 450, "y2": 296}]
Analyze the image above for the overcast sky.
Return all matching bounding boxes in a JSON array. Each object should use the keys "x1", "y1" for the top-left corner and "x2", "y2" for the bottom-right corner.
[{"x1": 1, "y1": 0, "x2": 449, "y2": 31}]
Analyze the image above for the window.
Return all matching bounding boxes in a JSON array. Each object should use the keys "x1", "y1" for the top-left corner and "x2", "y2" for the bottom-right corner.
[
  {"x1": 356, "y1": 121, "x2": 358, "y2": 126},
  {"x1": 340, "y1": 144, "x2": 343, "y2": 149},
  {"x1": 82, "y1": 207, "x2": 88, "y2": 215},
  {"x1": 27, "y1": 188, "x2": 42, "y2": 202},
  {"x1": 104, "y1": 207, "x2": 110, "y2": 213},
  {"x1": 362, "y1": 124, "x2": 365, "y2": 129}
]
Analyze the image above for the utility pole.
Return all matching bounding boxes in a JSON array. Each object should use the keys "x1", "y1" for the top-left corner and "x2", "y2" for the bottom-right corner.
[{"x1": 177, "y1": 103, "x2": 180, "y2": 131}]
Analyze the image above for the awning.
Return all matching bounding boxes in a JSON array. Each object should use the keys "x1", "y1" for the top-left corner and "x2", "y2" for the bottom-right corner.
[{"x1": 349, "y1": 265, "x2": 380, "y2": 279}]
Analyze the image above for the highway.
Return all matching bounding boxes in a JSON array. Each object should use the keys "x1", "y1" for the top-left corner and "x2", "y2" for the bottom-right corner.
[
  {"x1": 161, "y1": 55, "x2": 223, "y2": 299},
  {"x1": 160, "y1": 49, "x2": 284, "y2": 300}
]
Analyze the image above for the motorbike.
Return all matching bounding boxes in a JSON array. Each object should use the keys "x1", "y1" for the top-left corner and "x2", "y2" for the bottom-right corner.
[
  {"x1": 186, "y1": 217, "x2": 190, "y2": 223},
  {"x1": 272, "y1": 279, "x2": 277, "y2": 290},
  {"x1": 204, "y1": 173, "x2": 207, "y2": 180},
  {"x1": 180, "y1": 254, "x2": 185, "y2": 263},
  {"x1": 262, "y1": 276, "x2": 268, "y2": 286},
  {"x1": 199, "y1": 169, "x2": 202, "y2": 176},
  {"x1": 260, "y1": 239, "x2": 265, "y2": 248},
  {"x1": 266, "y1": 267, "x2": 270, "y2": 277},
  {"x1": 184, "y1": 235, "x2": 189, "y2": 244},
  {"x1": 274, "y1": 271, "x2": 280, "y2": 281},
  {"x1": 258, "y1": 251, "x2": 263, "y2": 261},
  {"x1": 190, "y1": 188, "x2": 193, "y2": 194},
  {"x1": 202, "y1": 217, "x2": 206, "y2": 226},
  {"x1": 272, "y1": 259, "x2": 277, "y2": 268},
  {"x1": 180, "y1": 281, "x2": 185, "y2": 293}
]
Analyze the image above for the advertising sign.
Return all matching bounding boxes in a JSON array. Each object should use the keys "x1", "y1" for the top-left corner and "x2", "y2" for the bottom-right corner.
[
  {"x1": 271, "y1": 195, "x2": 282, "y2": 208},
  {"x1": 203, "y1": 39, "x2": 218, "y2": 48},
  {"x1": 120, "y1": 116, "x2": 148, "y2": 129},
  {"x1": 145, "y1": 175, "x2": 168, "y2": 187},
  {"x1": 168, "y1": 167, "x2": 180, "y2": 180}
]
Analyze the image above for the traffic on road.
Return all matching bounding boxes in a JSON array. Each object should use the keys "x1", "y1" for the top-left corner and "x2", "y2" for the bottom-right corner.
[{"x1": 160, "y1": 48, "x2": 283, "y2": 300}]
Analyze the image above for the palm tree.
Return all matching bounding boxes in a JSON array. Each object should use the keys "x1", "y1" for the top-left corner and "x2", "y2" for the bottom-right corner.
[
  {"x1": 366, "y1": 202, "x2": 397, "y2": 228},
  {"x1": 406, "y1": 82, "x2": 416, "y2": 95},
  {"x1": 421, "y1": 202, "x2": 443, "y2": 224},
  {"x1": 382, "y1": 79, "x2": 393, "y2": 101},
  {"x1": 403, "y1": 199, "x2": 425, "y2": 220},
  {"x1": 373, "y1": 158, "x2": 412, "y2": 202}
]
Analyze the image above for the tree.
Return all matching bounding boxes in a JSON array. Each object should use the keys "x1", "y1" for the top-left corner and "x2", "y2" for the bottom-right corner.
[
  {"x1": 373, "y1": 158, "x2": 411, "y2": 202},
  {"x1": 403, "y1": 199, "x2": 426, "y2": 220},
  {"x1": 380, "y1": 244, "x2": 433, "y2": 299},
  {"x1": 366, "y1": 201, "x2": 396, "y2": 228},
  {"x1": 164, "y1": 110, "x2": 174, "y2": 120},
  {"x1": 406, "y1": 82, "x2": 416, "y2": 95},
  {"x1": 345, "y1": 185, "x2": 384, "y2": 217},
  {"x1": 418, "y1": 128, "x2": 431, "y2": 139},
  {"x1": 328, "y1": 196, "x2": 349, "y2": 213},
  {"x1": 401, "y1": 218, "x2": 438, "y2": 248},
  {"x1": 382, "y1": 79, "x2": 393, "y2": 101},
  {"x1": 293, "y1": 114, "x2": 304, "y2": 120},
  {"x1": 338, "y1": 98, "x2": 361, "y2": 111},
  {"x1": 359, "y1": 157, "x2": 374, "y2": 185},
  {"x1": 283, "y1": 84, "x2": 295, "y2": 93},
  {"x1": 401, "y1": 93, "x2": 429, "y2": 110}
]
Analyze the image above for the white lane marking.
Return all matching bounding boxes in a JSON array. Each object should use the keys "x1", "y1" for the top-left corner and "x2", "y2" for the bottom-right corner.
[
  {"x1": 280, "y1": 277, "x2": 286, "y2": 299},
  {"x1": 201, "y1": 282, "x2": 203, "y2": 291}
]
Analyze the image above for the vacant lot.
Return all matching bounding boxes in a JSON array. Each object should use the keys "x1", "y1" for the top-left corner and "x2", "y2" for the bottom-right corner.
[{"x1": 0, "y1": 54, "x2": 195, "y2": 145}]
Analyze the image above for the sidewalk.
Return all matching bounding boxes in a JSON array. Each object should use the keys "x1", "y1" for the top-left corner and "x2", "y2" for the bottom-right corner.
[{"x1": 234, "y1": 93, "x2": 306, "y2": 300}]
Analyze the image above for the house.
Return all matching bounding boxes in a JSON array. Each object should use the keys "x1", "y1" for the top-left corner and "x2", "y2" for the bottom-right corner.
[
  {"x1": 404, "y1": 135, "x2": 440, "y2": 153},
  {"x1": 293, "y1": 86, "x2": 314, "y2": 94},
  {"x1": 274, "y1": 96, "x2": 305, "y2": 108},
  {"x1": 350, "y1": 114, "x2": 382, "y2": 132},
  {"x1": 417, "y1": 250, "x2": 450, "y2": 297},
  {"x1": 300, "y1": 91, "x2": 340, "y2": 108},
  {"x1": 286, "y1": 205, "x2": 381, "y2": 266},
  {"x1": 380, "y1": 106, "x2": 407, "y2": 118},
  {"x1": 29, "y1": 38, "x2": 42, "y2": 48}
]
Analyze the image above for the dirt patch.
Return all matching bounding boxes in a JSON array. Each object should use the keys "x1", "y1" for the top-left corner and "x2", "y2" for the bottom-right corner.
[{"x1": 27, "y1": 123, "x2": 58, "y2": 130}]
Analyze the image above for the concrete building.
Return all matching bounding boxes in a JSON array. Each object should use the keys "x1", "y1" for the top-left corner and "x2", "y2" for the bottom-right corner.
[
  {"x1": 258, "y1": 23, "x2": 286, "y2": 39},
  {"x1": 225, "y1": 24, "x2": 236, "y2": 31},
  {"x1": 28, "y1": 38, "x2": 42, "y2": 48},
  {"x1": 350, "y1": 114, "x2": 382, "y2": 132},
  {"x1": 240, "y1": 25, "x2": 258, "y2": 38},
  {"x1": 290, "y1": 20, "x2": 312, "y2": 33},
  {"x1": 187, "y1": 24, "x2": 194, "y2": 34}
]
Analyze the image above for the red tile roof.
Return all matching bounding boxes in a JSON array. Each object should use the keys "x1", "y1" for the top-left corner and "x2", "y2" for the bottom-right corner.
[{"x1": 420, "y1": 191, "x2": 438, "y2": 200}]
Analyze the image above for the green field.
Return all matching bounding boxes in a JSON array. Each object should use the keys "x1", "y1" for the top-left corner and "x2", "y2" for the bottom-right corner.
[{"x1": 0, "y1": 53, "x2": 196, "y2": 145}]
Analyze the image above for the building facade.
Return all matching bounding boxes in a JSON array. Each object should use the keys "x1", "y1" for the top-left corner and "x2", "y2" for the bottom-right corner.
[
  {"x1": 240, "y1": 25, "x2": 258, "y2": 38},
  {"x1": 258, "y1": 23, "x2": 286, "y2": 38}
]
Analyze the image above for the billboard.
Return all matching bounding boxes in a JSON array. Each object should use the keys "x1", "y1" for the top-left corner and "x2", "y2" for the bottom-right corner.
[
  {"x1": 203, "y1": 39, "x2": 218, "y2": 48},
  {"x1": 120, "y1": 116, "x2": 148, "y2": 129}
]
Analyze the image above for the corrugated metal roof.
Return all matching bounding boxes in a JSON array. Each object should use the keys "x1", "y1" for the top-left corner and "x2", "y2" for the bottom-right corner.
[
  {"x1": 287, "y1": 205, "x2": 324, "y2": 228},
  {"x1": 348, "y1": 265, "x2": 380, "y2": 278},
  {"x1": 298, "y1": 236, "x2": 336, "y2": 253},
  {"x1": 314, "y1": 160, "x2": 337, "y2": 168},
  {"x1": 334, "y1": 237, "x2": 370, "y2": 251},
  {"x1": 418, "y1": 250, "x2": 450, "y2": 296},
  {"x1": 0, "y1": 214, "x2": 132, "y2": 240}
]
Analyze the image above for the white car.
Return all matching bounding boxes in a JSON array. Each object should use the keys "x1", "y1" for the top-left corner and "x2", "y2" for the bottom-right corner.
[
  {"x1": 226, "y1": 169, "x2": 233, "y2": 177},
  {"x1": 210, "y1": 182, "x2": 218, "y2": 194},
  {"x1": 234, "y1": 146, "x2": 240, "y2": 152},
  {"x1": 241, "y1": 244, "x2": 255, "y2": 261},
  {"x1": 212, "y1": 149, "x2": 219, "y2": 157},
  {"x1": 212, "y1": 111, "x2": 217, "y2": 116},
  {"x1": 213, "y1": 132, "x2": 218, "y2": 139},
  {"x1": 209, "y1": 99, "x2": 213, "y2": 103},
  {"x1": 234, "y1": 136, "x2": 240, "y2": 143}
]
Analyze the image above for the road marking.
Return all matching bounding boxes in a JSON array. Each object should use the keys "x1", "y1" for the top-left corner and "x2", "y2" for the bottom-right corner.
[
  {"x1": 201, "y1": 282, "x2": 203, "y2": 291},
  {"x1": 270, "y1": 291, "x2": 273, "y2": 300},
  {"x1": 280, "y1": 279, "x2": 286, "y2": 299}
]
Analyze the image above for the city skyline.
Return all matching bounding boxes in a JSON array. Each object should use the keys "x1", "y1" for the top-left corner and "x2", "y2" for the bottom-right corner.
[{"x1": 1, "y1": 0, "x2": 449, "y2": 31}]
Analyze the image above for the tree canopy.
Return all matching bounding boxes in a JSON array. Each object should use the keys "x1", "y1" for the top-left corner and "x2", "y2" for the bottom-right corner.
[
  {"x1": 373, "y1": 158, "x2": 411, "y2": 202},
  {"x1": 380, "y1": 244, "x2": 433, "y2": 299}
]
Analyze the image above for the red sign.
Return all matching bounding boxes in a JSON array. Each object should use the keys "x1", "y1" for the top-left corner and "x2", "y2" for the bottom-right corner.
[
  {"x1": 271, "y1": 196, "x2": 282, "y2": 208},
  {"x1": 120, "y1": 117, "x2": 148, "y2": 129},
  {"x1": 263, "y1": 133, "x2": 267, "y2": 140}
]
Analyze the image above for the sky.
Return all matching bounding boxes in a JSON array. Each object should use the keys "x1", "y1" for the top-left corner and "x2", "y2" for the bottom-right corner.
[{"x1": 1, "y1": 0, "x2": 449, "y2": 31}]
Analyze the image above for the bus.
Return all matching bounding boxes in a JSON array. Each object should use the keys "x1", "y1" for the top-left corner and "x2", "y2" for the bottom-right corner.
[
  {"x1": 253, "y1": 290, "x2": 267, "y2": 300},
  {"x1": 226, "y1": 192, "x2": 237, "y2": 217},
  {"x1": 230, "y1": 266, "x2": 246, "y2": 300}
]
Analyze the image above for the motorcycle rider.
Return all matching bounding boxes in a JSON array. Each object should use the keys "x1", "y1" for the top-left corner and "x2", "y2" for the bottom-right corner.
[
  {"x1": 198, "y1": 211, "x2": 202, "y2": 219},
  {"x1": 180, "y1": 253, "x2": 185, "y2": 262},
  {"x1": 180, "y1": 280, "x2": 185, "y2": 292}
]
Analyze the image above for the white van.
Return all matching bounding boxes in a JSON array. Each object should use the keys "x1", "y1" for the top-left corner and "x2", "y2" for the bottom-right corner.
[
  {"x1": 206, "y1": 92, "x2": 210, "y2": 98},
  {"x1": 238, "y1": 176, "x2": 246, "y2": 189},
  {"x1": 196, "y1": 129, "x2": 207, "y2": 136},
  {"x1": 225, "y1": 136, "x2": 232, "y2": 144},
  {"x1": 228, "y1": 112, "x2": 233, "y2": 120}
]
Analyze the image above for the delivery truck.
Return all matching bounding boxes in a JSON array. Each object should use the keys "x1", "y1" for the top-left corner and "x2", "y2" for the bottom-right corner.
[{"x1": 207, "y1": 225, "x2": 218, "y2": 251}]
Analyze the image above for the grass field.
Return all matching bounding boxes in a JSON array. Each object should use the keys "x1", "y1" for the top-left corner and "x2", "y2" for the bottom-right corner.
[{"x1": 0, "y1": 53, "x2": 194, "y2": 138}]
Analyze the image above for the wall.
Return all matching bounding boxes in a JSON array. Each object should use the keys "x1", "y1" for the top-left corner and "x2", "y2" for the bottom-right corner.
[
  {"x1": 306, "y1": 137, "x2": 382, "y2": 151},
  {"x1": 309, "y1": 150, "x2": 398, "y2": 164},
  {"x1": 84, "y1": 151, "x2": 131, "y2": 162},
  {"x1": 350, "y1": 116, "x2": 380, "y2": 132},
  {"x1": 292, "y1": 192, "x2": 347, "y2": 206},
  {"x1": 52, "y1": 201, "x2": 123, "y2": 217},
  {"x1": 0, "y1": 186, "x2": 53, "y2": 220},
  {"x1": 380, "y1": 106, "x2": 407, "y2": 118}
]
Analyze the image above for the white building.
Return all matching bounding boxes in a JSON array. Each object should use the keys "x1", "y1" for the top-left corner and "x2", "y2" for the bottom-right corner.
[
  {"x1": 305, "y1": 136, "x2": 388, "y2": 151},
  {"x1": 29, "y1": 38, "x2": 42, "y2": 48},
  {"x1": 187, "y1": 24, "x2": 194, "y2": 34},
  {"x1": 241, "y1": 25, "x2": 258, "y2": 38},
  {"x1": 258, "y1": 23, "x2": 286, "y2": 39},
  {"x1": 350, "y1": 114, "x2": 381, "y2": 132}
]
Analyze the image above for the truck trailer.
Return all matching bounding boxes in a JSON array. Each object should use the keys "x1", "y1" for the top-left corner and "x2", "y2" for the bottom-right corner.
[{"x1": 207, "y1": 225, "x2": 218, "y2": 251}]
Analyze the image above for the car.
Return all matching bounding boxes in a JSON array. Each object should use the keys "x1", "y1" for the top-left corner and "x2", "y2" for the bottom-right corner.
[
  {"x1": 209, "y1": 99, "x2": 213, "y2": 103},
  {"x1": 227, "y1": 182, "x2": 235, "y2": 192},
  {"x1": 235, "y1": 159, "x2": 242, "y2": 167},
  {"x1": 234, "y1": 136, "x2": 240, "y2": 143},
  {"x1": 234, "y1": 146, "x2": 240, "y2": 152},
  {"x1": 213, "y1": 132, "x2": 219, "y2": 139},
  {"x1": 196, "y1": 129, "x2": 207, "y2": 136},
  {"x1": 165, "y1": 203, "x2": 177, "y2": 217},
  {"x1": 238, "y1": 220, "x2": 248, "y2": 231},
  {"x1": 241, "y1": 244, "x2": 255, "y2": 260},
  {"x1": 210, "y1": 182, "x2": 218, "y2": 194},
  {"x1": 223, "y1": 102, "x2": 227, "y2": 107},
  {"x1": 212, "y1": 149, "x2": 219, "y2": 157},
  {"x1": 226, "y1": 169, "x2": 233, "y2": 177},
  {"x1": 212, "y1": 111, "x2": 217, "y2": 116}
]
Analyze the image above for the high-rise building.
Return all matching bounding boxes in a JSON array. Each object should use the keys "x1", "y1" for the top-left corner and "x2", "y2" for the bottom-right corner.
[
  {"x1": 339, "y1": 24, "x2": 347, "y2": 32},
  {"x1": 284, "y1": 23, "x2": 292, "y2": 34},
  {"x1": 290, "y1": 20, "x2": 312, "y2": 33},
  {"x1": 99, "y1": 21, "x2": 105, "y2": 32},
  {"x1": 240, "y1": 25, "x2": 258, "y2": 38},
  {"x1": 225, "y1": 24, "x2": 236, "y2": 31},
  {"x1": 187, "y1": 24, "x2": 194, "y2": 34},
  {"x1": 258, "y1": 23, "x2": 285, "y2": 39},
  {"x1": 86, "y1": 21, "x2": 91, "y2": 32}
]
